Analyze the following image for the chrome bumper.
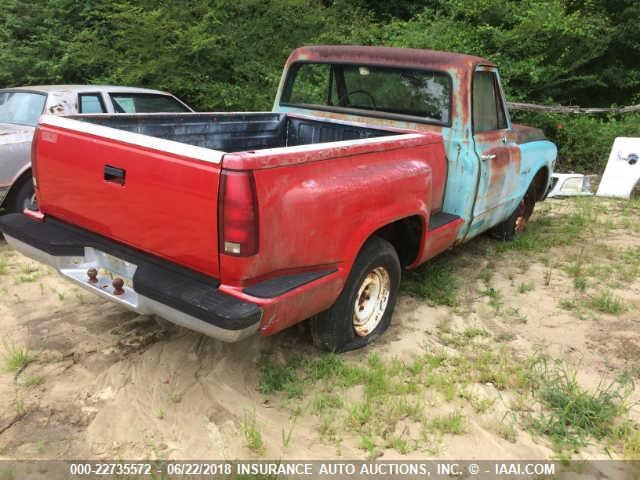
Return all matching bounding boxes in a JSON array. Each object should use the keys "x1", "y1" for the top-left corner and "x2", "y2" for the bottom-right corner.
[{"x1": 4, "y1": 234, "x2": 261, "y2": 343}]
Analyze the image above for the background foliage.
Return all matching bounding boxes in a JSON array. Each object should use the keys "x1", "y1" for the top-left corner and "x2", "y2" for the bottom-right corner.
[{"x1": 1, "y1": 0, "x2": 638, "y2": 172}]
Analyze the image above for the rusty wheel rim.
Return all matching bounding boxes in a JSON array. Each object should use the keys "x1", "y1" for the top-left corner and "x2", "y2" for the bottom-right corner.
[
  {"x1": 514, "y1": 199, "x2": 527, "y2": 234},
  {"x1": 353, "y1": 267, "x2": 390, "y2": 337}
]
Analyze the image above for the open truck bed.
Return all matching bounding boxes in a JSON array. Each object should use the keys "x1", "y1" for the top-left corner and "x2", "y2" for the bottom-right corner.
[
  {"x1": 31, "y1": 113, "x2": 415, "y2": 279},
  {"x1": 82, "y1": 112, "x2": 394, "y2": 152}
]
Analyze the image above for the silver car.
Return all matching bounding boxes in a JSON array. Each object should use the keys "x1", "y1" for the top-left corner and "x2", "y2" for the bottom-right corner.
[{"x1": 0, "y1": 85, "x2": 192, "y2": 213}]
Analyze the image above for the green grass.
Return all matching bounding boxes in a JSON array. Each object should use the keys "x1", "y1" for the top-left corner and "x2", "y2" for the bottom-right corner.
[
  {"x1": 528, "y1": 359, "x2": 633, "y2": 451},
  {"x1": 469, "y1": 396, "x2": 495, "y2": 413},
  {"x1": 241, "y1": 410, "x2": 265, "y2": 455},
  {"x1": 259, "y1": 340, "x2": 640, "y2": 456},
  {"x1": 312, "y1": 393, "x2": 344, "y2": 413},
  {"x1": 573, "y1": 276, "x2": 588, "y2": 292},
  {"x1": 482, "y1": 285, "x2": 503, "y2": 310},
  {"x1": 588, "y1": 291, "x2": 627, "y2": 315},
  {"x1": 562, "y1": 243, "x2": 640, "y2": 291},
  {"x1": 402, "y1": 255, "x2": 459, "y2": 306},
  {"x1": 2, "y1": 344, "x2": 35, "y2": 372},
  {"x1": 463, "y1": 327, "x2": 490, "y2": 341},
  {"x1": 495, "y1": 203, "x2": 588, "y2": 255},
  {"x1": 428, "y1": 411, "x2": 466, "y2": 435},
  {"x1": 259, "y1": 354, "x2": 301, "y2": 396}
]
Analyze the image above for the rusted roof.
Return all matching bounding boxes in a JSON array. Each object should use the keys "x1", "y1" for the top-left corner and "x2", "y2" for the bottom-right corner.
[{"x1": 288, "y1": 45, "x2": 496, "y2": 71}]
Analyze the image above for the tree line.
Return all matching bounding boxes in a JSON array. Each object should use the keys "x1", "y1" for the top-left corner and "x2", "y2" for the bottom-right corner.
[{"x1": 1, "y1": 0, "x2": 638, "y2": 172}]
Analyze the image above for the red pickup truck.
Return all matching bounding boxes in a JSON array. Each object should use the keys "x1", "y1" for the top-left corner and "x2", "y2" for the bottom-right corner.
[{"x1": 0, "y1": 46, "x2": 556, "y2": 351}]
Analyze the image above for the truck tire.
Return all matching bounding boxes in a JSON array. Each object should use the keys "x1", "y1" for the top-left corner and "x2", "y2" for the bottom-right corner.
[
  {"x1": 490, "y1": 183, "x2": 536, "y2": 241},
  {"x1": 7, "y1": 176, "x2": 36, "y2": 214},
  {"x1": 310, "y1": 236, "x2": 401, "y2": 352}
]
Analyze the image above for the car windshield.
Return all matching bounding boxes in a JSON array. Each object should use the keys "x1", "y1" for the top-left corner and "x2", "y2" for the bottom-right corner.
[
  {"x1": 109, "y1": 93, "x2": 189, "y2": 113},
  {"x1": 0, "y1": 91, "x2": 47, "y2": 126},
  {"x1": 281, "y1": 62, "x2": 452, "y2": 125}
]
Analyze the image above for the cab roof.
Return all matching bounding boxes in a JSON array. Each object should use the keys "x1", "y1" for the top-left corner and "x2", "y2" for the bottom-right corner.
[{"x1": 287, "y1": 45, "x2": 496, "y2": 71}]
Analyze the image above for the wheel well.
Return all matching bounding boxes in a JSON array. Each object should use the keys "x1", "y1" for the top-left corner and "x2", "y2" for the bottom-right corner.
[
  {"x1": 373, "y1": 215, "x2": 422, "y2": 267},
  {"x1": 532, "y1": 167, "x2": 549, "y2": 201},
  {"x1": 3, "y1": 169, "x2": 32, "y2": 207}
]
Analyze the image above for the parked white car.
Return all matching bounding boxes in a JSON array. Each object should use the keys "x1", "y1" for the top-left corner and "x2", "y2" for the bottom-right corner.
[{"x1": 0, "y1": 85, "x2": 192, "y2": 213}]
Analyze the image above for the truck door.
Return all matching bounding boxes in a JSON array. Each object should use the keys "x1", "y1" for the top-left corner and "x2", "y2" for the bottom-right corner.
[{"x1": 470, "y1": 67, "x2": 521, "y2": 235}]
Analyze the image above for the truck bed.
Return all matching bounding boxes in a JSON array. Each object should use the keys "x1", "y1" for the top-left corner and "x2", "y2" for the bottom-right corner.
[
  {"x1": 74, "y1": 112, "x2": 394, "y2": 152},
  {"x1": 33, "y1": 112, "x2": 442, "y2": 280}
]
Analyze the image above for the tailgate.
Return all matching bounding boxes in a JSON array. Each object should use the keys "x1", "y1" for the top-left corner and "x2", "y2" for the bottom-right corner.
[{"x1": 34, "y1": 115, "x2": 223, "y2": 278}]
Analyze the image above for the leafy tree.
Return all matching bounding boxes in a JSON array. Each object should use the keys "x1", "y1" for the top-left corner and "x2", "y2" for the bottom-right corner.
[{"x1": 1, "y1": 0, "x2": 638, "y2": 172}]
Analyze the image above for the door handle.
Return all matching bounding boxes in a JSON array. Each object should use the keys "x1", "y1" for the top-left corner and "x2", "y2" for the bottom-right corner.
[
  {"x1": 104, "y1": 165, "x2": 126, "y2": 185},
  {"x1": 481, "y1": 154, "x2": 497, "y2": 161}
]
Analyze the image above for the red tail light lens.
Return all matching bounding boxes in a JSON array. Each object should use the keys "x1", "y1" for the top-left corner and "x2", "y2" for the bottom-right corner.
[{"x1": 218, "y1": 170, "x2": 259, "y2": 256}]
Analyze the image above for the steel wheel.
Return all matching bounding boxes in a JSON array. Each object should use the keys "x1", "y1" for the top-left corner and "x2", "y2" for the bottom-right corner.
[
  {"x1": 352, "y1": 266, "x2": 390, "y2": 337},
  {"x1": 514, "y1": 199, "x2": 527, "y2": 233},
  {"x1": 490, "y1": 183, "x2": 536, "y2": 241},
  {"x1": 310, "y1": 236, "x2": 400, "y2": 352}
]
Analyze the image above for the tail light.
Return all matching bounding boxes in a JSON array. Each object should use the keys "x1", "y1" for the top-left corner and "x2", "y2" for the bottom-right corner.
[{"x1": 218, "y1": 170, "x2": 259, "y2": 256}]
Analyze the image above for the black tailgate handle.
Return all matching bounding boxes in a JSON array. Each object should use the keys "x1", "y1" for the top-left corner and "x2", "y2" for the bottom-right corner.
[{"x1": 104, "y1": 165, "x2": 126, "y2": 185}]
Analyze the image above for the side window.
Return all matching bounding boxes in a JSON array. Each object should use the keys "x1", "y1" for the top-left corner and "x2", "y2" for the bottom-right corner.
[
  {"x1": 79, "y1": 93, "x2": 106, "y2": 113},
  {"x1": 472, "y1": 71, "x2": 507, "y2": 133}
]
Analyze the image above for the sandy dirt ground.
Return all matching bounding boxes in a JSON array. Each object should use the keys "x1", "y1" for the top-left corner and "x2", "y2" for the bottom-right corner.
[{"x1": 0, "y1": 197, "x2": 638, "y2": 467}]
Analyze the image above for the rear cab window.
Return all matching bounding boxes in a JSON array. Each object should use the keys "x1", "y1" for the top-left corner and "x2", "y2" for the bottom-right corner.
[
  {"x1": 78, "y1": 93, "x2": 106, "y2": 113},
  {"x1": 281, "y1": 62, "x2": 452, "y2": 126},
  {"x1": 109, "y1": 93, "x2": 190, "y2": 113}
]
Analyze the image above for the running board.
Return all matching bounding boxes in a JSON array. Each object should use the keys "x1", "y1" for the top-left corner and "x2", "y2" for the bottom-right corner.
[{"x1": 428, "y1": 212, "x2": 461, "y2": 231}]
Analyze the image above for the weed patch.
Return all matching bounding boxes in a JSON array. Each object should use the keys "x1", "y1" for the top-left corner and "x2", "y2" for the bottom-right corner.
[
  {"x1": 402, "y1": 255, "x2": 459, "y2": 306},
  {"x1": 588, "y1": 291, "x2": 628, "y2": 315},
  {"x1": 527, "y1": 359, "x2": 633, "y2": 451},
  {"x1": 241, "y1": 410, "x2": 265, "y2": 455},
  {"x1": 2, "y1": 344, "x2": 34, "y2": 373}
]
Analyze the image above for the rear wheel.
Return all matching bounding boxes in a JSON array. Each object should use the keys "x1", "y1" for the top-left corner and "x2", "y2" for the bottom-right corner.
[
  {"x1": 310, "y1": 236, "x2": 400, "y2": 352},
  {"x1": 490, "y1": 183, "x2": 536, "y2": 241},
  {"x1": 7, "y1": 176, "x2": 36, "y2": 214}
]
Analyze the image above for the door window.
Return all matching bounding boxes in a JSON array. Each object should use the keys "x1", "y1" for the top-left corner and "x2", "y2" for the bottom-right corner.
[
  {"x1": 472, "y1": 71, "x2": 507, "y2": 132},
  {"x1": 79, "y1": 93, "x2": 106, "y2": 113}
]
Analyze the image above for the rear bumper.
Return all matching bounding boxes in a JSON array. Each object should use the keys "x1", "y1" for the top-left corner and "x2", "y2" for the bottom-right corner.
[{"x1": 0, "y1": 214, "x2": 262, "y2": 342}]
